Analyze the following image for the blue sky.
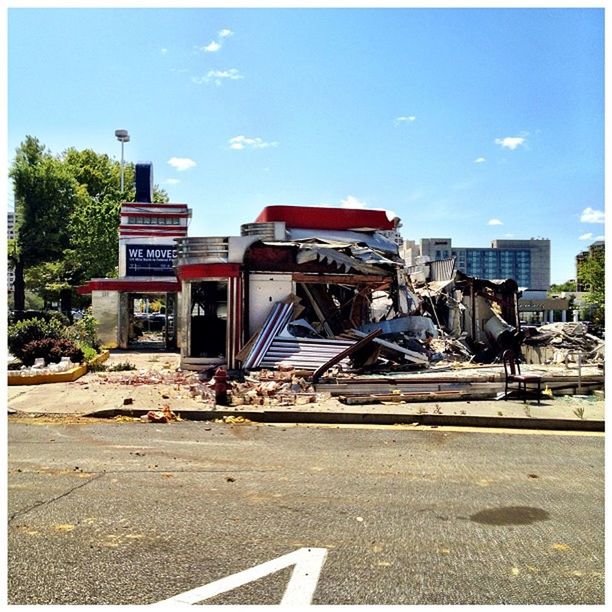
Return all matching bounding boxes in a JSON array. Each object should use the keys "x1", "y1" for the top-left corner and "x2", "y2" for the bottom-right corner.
[{"x1": 5, "y1": 3, "x2": 605, "y2": 284}]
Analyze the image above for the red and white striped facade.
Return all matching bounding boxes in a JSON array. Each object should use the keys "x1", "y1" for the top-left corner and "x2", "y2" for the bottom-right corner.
[{"x1": 119, "y1": 202, "x2": 190, "y2": 238}]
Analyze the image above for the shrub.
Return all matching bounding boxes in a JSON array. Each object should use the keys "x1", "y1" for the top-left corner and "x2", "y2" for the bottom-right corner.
[
  {"x1": 20, "y1": 338, "x2": 84, "y2": 367},
  {"x1": 65, "y1": 309, "x2": 101, "y2": 351},
  {"x1": 8, "y1": 317, "x2": 63, "y2": 360},
  {"x1": 9, "y1": 309, "x2": 70, "y2": 327},
  {"x1": 79, "y1": 344, "x2": 98, "y2": 363}
]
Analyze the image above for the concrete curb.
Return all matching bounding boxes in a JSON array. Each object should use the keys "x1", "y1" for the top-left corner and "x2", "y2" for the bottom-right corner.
[{"x1": 84, "y1": 407, "x2": 605, "y2": 432}]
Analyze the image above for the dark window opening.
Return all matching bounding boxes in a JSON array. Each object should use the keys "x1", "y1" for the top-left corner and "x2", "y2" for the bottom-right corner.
[{"x1": 190, "y1": 281, "x2": 228, "y2": 358}]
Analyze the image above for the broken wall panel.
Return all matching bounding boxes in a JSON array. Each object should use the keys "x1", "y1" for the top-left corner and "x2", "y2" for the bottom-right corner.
[
  {"x1": 259, "y1": 337, "x2": 355, "y2": 371},
  {"x1": 242, "y1": 302, "x2": 294, "y2": 370}
]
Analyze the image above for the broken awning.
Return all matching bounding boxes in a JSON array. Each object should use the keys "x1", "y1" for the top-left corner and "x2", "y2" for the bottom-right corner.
[
  {"x1": 295, "y1": 247, "x2": 389, "y2": 276},
  {"x1": 287, "y1": 228, "x2": 399, "y2": 254}
]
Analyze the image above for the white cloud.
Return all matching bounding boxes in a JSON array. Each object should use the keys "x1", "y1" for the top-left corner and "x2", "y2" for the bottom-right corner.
[
  {"x1": 199, "y1": 28, "x2": 234, "y2": 53},
  {"x1": 160, "y1": 48, "x2": 168, "y2": 55},
  {"x1": 474, "y1": 157, "x2": 486, "y2": 164},
  {"x1": 192, "y1": 68, "x2": 244, "y2": 86},
  {"x1": 580, "y1": 207, "x2": 605, "y2": 224},
  {"x1": 395, "y1": 115, "x2": 416, "y2": 125},
  {"x1": 167, "y1": 157, "x2": 196, "y2": 171},
  {"x1": 494, "y1": 136, "x2": 526, "y2": 150},
  {"x1": 228, "y1": 135, "x2": 279, "y2": 150},
  {"x1": 579, "y1": 232, "x2": 593, "y2": 240},
  {"x1": 340, "y1": 195, "x2": 368, "y2": 209},
  {"x1": 488, "y1": 218, "x2": 503, "y2": 226},
  {"x1": 202, "y1": 40, "x2": 221, "y2": 52},
  {"x1": 164, "y1": 178, "x2": 181, "y2": 185}
]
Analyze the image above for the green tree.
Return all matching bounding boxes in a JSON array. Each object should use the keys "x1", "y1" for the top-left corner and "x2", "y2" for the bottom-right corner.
[
  {"x1": 64, "y1": 150, "x2": 169, "y2": 282},
  {"x1": 9, "y1": 137, "x2": 85, "y2": 311},
  {"x1": 578, "y1": 249, "x2": 605, "y2": 325},
  {"x1": 24, "y1": 259, "x2": 81, "y2": 309},
  {"x1": 549, "y1": 280, "x2": 577, "y2": 295},
  {"x1": 62, "y1": 148, "x2": 127, "y2": 282}
]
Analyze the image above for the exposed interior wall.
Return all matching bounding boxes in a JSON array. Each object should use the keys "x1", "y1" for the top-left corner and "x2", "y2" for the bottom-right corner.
[{"x1": 248, "y1": 273, "x2": 294, "y2": 335}]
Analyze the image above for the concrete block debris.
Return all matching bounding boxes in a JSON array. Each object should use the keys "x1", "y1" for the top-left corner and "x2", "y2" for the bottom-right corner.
[
  {"x1": 229, "y1": 369, "x2": 318, "y2": 407},
  {"x1": 141, "y1": 405, "x2": 181, "y2": 423}
]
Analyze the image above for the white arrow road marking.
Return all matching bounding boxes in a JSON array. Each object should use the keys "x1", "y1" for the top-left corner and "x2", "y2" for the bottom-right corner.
[{"x1": 153, "y1": 547, "x2": 328, "y2": 606}]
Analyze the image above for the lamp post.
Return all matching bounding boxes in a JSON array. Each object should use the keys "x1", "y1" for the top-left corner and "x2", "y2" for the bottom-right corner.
[{"x1": 114, "y1": 129, "x2": 130, "y2": 192}]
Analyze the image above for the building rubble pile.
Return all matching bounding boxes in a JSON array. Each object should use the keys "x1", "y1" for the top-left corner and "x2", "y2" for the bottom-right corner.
[
  {"x1": 237, "y1": 246, "x2": 531, "y2": 376},
  {"x1": 237, "y1": 235, "x2": 607, "y2": 382},
  {"x1": 522, "y1": 322, "x2": 605, "y2": 366},
  {"x1": 90, "y1": 365, "x2": 320, "y2": 407},
  {"x1": 229, "y1": 367, "x2": 321, "y2": 406}
]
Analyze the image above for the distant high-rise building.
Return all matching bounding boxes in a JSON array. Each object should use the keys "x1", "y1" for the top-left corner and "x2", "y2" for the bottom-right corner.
[{"x1": 401, "y1": 237, "x2": 551, "y2": 291}]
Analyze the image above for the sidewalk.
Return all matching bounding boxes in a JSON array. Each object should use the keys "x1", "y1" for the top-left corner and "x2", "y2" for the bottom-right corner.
[{"x1": 7, "y1": 350, "x2": 605, "y2": 431}]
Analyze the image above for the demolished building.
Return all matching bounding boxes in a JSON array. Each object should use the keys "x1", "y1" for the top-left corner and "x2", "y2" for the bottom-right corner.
[{"x1": 172, "y1": 204, "x2": 532, "y2": 375}]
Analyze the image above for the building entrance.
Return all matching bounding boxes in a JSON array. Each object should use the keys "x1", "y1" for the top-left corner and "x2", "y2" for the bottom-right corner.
[
  {"x1": 128, "y1": 292, "x2": 177, "y2": 350},
  {"x1": 189, "y1": 281, "x2": 228, "y2": 359}
]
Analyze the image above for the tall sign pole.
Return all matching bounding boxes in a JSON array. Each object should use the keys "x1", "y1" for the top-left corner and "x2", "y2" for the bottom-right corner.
[{"x1": 114, "y1": 129, "x2": 130, "y2": 192}]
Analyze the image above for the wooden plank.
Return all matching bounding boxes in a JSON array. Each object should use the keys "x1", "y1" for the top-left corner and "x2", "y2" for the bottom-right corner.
[{"x1": 293, "y1": 273, "x2": 388, "y2": 285}]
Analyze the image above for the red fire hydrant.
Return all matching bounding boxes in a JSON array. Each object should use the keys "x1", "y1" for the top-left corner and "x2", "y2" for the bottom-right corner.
[{"x1": 213, "y1": 367, "x2": 230, "y2": 406}]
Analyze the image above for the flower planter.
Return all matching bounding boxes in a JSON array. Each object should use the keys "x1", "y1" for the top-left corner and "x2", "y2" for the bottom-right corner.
[{"x1": 7, "y1": 350, "x2": 110, "y2": 386}]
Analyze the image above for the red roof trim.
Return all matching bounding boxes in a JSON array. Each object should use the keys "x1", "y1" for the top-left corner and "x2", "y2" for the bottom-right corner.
[
  {"x1": 255, "y1": 205, "x2": 396, "y2": 231},
  {"x1": 119, "y1": 225, "x2": 188, "y2": 232},
  {"x1": 121, "y1": 202, "x2": 189, "y2": 209},
  {"x1": 77, "y1": 278, "x2": 181, "y2": 295},
  {"x1": 121, "y1": 211, "x2": 191, "y2": 218},
  {"x1": 176, "y1": 263, "x2": 241, "y2": 280}
]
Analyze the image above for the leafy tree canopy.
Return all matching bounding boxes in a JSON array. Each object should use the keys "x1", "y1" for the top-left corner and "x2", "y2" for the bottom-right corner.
[
  {"x1": 9, "y1": 136, "x2": 170, "y2": 309},
  {"x1": 577, "y1": 248, "x2": 605, "y2": 325},
  {"x1": 549, "y1": 280, "x2": 577, "y2": 295}
]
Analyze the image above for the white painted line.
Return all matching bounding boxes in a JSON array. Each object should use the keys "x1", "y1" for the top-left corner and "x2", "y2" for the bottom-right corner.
[
  {"x1": 153, "y1": 547, "x2": 328, "y2": 606},
  {"x1": 280, "y1": 547, "x2": 328, "y2": 606}
]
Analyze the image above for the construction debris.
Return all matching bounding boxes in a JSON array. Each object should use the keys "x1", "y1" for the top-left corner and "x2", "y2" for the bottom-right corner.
[
  {"x1": 236, "y1": 243, "x2": 536, "y2": 376},
  {"x1": 230, "y1": 368, "x2": 320, "y2": 406},
  {"x1": 522, "y1": 322, "x2": 605, "y2": 365},
  {"x1": 216, "y1": 415, "x2": 252, "y2": 424},
  {"x1": 141, "y1": 405, "x2": 180, "y2": 423}
]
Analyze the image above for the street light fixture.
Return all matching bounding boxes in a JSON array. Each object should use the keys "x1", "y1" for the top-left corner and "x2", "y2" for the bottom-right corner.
[{"x1": 114, "y1": 129, "x2": 130, "y2": 192}]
